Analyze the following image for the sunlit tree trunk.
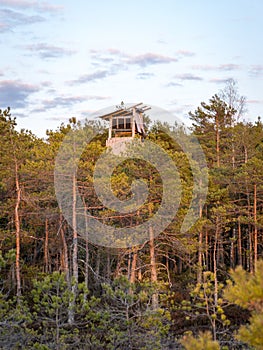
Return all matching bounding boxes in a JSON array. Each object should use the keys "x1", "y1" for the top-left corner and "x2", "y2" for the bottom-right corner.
[
  {"x1": 197, "y1": 192, "x2": 203, "y2": 284},
  {"x1": 237, "y1": 217, "x2": 243, "y2": 266},
  {"x1": 69, "y1": 171, "x2": 78, "y2": 325},
  {"x1": 60, "y1": 215, "x2": 70, "y2": 286},
  {"x1": 215, "y1": 113, "x2": 220, "y2": 167},
  {"x1": 213, "y1": 216, "x2": 219, "y2": 307},
  {"x1": 44, "y1": 218, "x2": 49, "y2": 273},
  {"x1": 149, "y1": 223, "x2": 158, "y2": 309},
  {"x1": 248, "y1": 227, "x2": 253, "y2": 273},
  {"x1": 253, "y1": 184, "x2": 258, "y2": 272},
  {"x1": 130, "y1": 249, "x2": 137, "y2": 284},
  {"x1": 230, "y1": 227, "x2": 236, "y2": 268},
  {"x1": 14, "y1": 159, "x2": 21, "y2": 299}
]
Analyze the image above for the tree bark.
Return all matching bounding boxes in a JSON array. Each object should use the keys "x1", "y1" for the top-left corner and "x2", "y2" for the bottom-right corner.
[
  {"x1": 69, "y1": 172, "x2": 78, "y2": 325},
  {"x1": 107, "y1": 249, "x2": 111, "y2": 279},
  {"x1": 60, "y1": 215, "x2": 70, "y2": 286},
  {"x1": 213, "y1": 216, "x2": 219, "y2": 307},
  {"x1": 14, "y1": 160, "x2": 21, "y2": 299},
  {"x1": 72, "y1": 172, "x2": 78, "y2": 283},
  {"x1": 149, "y1": 224, "x2": 158, "y2": 309},
  {"x1": 44, "y1": 217, "x2": 49, "y2": 273},
  {"x1": 249, "y1": 227, "x2": 253, "y2": 273},
  {"x1": 215, "y1": 113, "x2": 220, "y2": 167},
  {"x1": 130, "y1": 250, "x2": 138, "y2": 284},
  {"x1": 253, "y1": 184, "x2": 258, "y2": 272},
  {"x1": 230, "y1": 227, "x2": 236, "y2": 268},
  {"x1": 197, "y1": 193, "x2": 203, "y2": 284},
  {"x1": 237, "y1": 217, "x2": 242, "y2": 266}
]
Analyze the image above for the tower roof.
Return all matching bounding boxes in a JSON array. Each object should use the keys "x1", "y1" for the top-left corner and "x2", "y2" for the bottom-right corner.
[{"x1": 97, "y1": 103, "x2": 151, "y2": 120}]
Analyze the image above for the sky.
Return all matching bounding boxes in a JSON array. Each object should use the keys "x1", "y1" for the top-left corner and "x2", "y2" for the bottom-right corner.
[{"x1": 1, "y1": 0, "x2": 263, "y2": 138}]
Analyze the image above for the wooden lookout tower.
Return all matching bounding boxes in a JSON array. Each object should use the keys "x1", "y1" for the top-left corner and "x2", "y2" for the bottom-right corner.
[{"x1": 98, "y1": 103, "x2": 151, "y2": 153}]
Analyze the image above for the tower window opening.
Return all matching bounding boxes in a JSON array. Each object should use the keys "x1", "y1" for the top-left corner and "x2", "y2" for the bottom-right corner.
[{"x1": 112, "y1": 117, "x2": 132, "y2": 131}]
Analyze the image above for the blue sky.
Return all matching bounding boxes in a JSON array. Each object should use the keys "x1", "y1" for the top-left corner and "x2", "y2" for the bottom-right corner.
[{"x1": 1, "y1": 0, "x2": 263, "y2": 137}]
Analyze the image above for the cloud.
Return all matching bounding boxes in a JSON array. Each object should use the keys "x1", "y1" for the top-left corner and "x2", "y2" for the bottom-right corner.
[
  {"x1": 175, "y1": 50, "x2": 195, "y2": 57},
  {"x1": 191, "y1": 64, "x2": 241, "y2": 71},
  {"x1": 174, "y1": 73, "x2": 203, "y2": 81},
  {"x1": 218, "y1": 64, "x2": 241, "y2": 71},
  {"x1": 156, "y1": 39, "x2": 167, "y2": 44},
  {"x1": 90, "y1": 49, "x2": 178, "y2": 68},
  {"x1": 191, "y1": 64, "x2": 215, "y2": 70},
  {"x1": 0, "y1": 80, "x2": 38, "y2": 108},
  {"x1": 12, "y1": 112, "x2": 28, "y2": 119},
  {"x1": 0, "y1": 0, "x2": 63, "y2": 13},
  {"x1": 209, "y1": 77, "x2": 233, "y2": 84},
  {"x1": 33, "y1": 94, "x2": 109, "y2": 111},
  {"x1": 125, "y1": 53, "x2": 177, "y2": 67},
  {"x1": 90, "y1": 48, "x2": 121, "y2": 56},
  {"x1": 0, "y1": 23, "x2": 10, "y2": 31},
  {"x1": 70, "y1": 70, "x2": 116, "y2": 84},
  {"x1": 0, "y1": 0, "x2": 35, "y2": 8},
  {"x1": 249, "y1": 65, "x2": 263, "y2": 77},
  {"x1": 89, "y1": 48, "x2": 122, "y2": 64},
  {"x1": 71, "y1": 49, "x2": 178, "y2": 85},
  {"x1": 37, "y1": 2, "x2": 64, "y2": 13},
  {"x1": 165, "y1": 82, "x2": 183, "y2": 87},
  {"x1": 247, "y1": 99, "x2": 263, "y2": 104},
  {"x1": 0, "y1": 8, "x2": 45, "y2": 32},
  {"x1": 41, "y1": 81, "x2": 53, "y2": 87},
  {"x1": 25, "y1": 43, "x2": 76, "y2": 59},
  {"x1": 136, "y1": 72, "x2": 155, "y2": 80}
]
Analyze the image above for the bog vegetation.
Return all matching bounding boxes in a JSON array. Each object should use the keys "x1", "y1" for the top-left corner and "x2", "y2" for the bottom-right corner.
[{"x1": 1, "y1": 81, "x2": 263, "y2": 349}]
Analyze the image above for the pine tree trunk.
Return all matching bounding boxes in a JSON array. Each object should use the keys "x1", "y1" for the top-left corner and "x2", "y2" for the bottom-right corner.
[
  {"x1": 244, "y1": 145, "x2": 248, "y2": 164},
  {"x1": 84, "y1": 203, "x2": 89, "y2": 296},
  {"x1": 230, "y1": 227, "x2": 236, "y2": 268},
  {"x1": 147, "y1": 197, "x2": 158, "y2": 308},
  {"x1": 197, "y1": 195, "x2": 203, "y2": 283},
  {"x1": 130, "y1": 250, "x2": 137, "y2": 284},
  {"x1": 72, "y1": 172, "x2": 78, "y2": 283},
  {"x1": 237, "y1": 217, "x2": 242, "y2": 266},
  {"x1": 213, "y1": 216, "x2": 219, "y2": 307},
  {"x1": 85, "y1": 239, "x2": 89, "y2": 290},
  {"x1": 60, "y1": 215, "x2": 70, "y2": 286},
  {"x1": 205, "y1": 228, "x2": 209, "y2": 270},
  {"x1": 248, "y1": 227, "x2": 253, "y2": 273},
  {"x1": 69, "y1": 172, "x2": 78, "y2": 325},
  {"x1": 44, "y1": 218, "x2": 49, "y2": 273},
  {"x1": 107, "y1": 249, "x2": 111, "y2": 279},
  {"x1": 254, "y1": 184, "x2": 258, "y2": 272},
  {"x1": 149, "y1": 224, "x2": 158, "y2": 309},
  {"x1": 14, "y1": 161, "x2": 21, "y2": 299},
  {"x1": 127, "y1": 252, "x2": 131, "y2": 281},
  {"x1": 95, "y1": 249, "x2": 100, "y2": 277},
  {"x1": 215, "y1": 114, "x2": 220, "y2": 167}
]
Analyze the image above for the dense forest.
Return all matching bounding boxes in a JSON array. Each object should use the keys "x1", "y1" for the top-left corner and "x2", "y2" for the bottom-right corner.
[{"x1": 1, "y1": 81, "x2": 263, "y2": 349}]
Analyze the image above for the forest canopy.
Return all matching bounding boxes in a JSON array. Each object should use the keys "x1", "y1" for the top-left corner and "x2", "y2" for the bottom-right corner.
[{"x1": 1, "y1": 83, "x2": 263, "y2": 349}]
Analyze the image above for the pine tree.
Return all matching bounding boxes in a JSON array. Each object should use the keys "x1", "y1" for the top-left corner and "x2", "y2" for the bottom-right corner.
[{"x1": 224, "y1": 260, "x2": 263, "y2": 349}]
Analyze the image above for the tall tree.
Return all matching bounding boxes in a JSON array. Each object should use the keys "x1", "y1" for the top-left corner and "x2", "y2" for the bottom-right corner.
[
  {"x1": 189, "y1": 94, "x2": 236, "y2": 167},
  {"x1": 0, "y1": 108, "x2": 36, "y2": 299}
]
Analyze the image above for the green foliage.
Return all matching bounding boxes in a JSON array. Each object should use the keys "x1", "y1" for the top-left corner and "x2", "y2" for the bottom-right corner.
[
  {"x1": 180, "y1": 331, "x2": 220, "y2": 350},
  {"x1": 100, "y1": 276, "x2": 171, "y2": 349},
  {"x1": 179, "y1": 271, "x2": 230, "y2": 341},
  {"x1": 236, "y1": 313, "x2": 263, "y2": 349},
  {"x1": 224, "y1": 260, "x2": 263, "y2": 349},
  {"x1": 0, "y1": 293, "x2": 35, "y2": 348},
  {"x1": 224, "y1": 260, "x2": 263, "y2": 310},
  {"x1": 30, "y1": 271, "x2": 103, "y2": 349},
  {"x1": 1, "y1": 89, "x2": 263, "y2": 349}
]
